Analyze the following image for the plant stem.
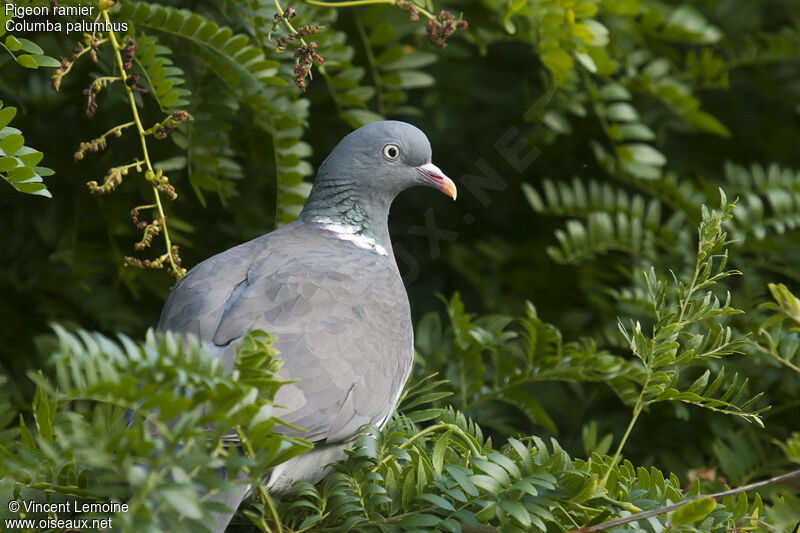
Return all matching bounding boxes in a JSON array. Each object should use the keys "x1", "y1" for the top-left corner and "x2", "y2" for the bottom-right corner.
[
  {"x1": 97, "y1": 120, "x2": 135, "y2": 142},
  {"x1": 599, "y1": 494, "x2": 640, "y2": 513},
  {"x1": 601, "y1": 235, "x2": 706, "y2": 484},
  {"x1": 571, "y1": 467, "x2": 800, "y2": 532},
  {"x1": 371, "y1": 422, "x2": 483, "y2": 471},
  {"x1": 753, "y1": 342, "x2": 800, "y2": 374},
  {"x1": 601, "y1": 402, "x2": 642, "y2": 485},
  {"x1": 354, "y1": 14, "x2": 385, "y2": 115},
  {"x1": 275, "y1": 0, "x2": 309, "y2": 47},
  {"x1": 56, "y1": 38, "x2": 109, "y2": 78},
  {"x1": 102, "y1": 9, "x2": 181, "y2": 277},
  {"x1": 259, "y1": 485, "x2": 283, "y2": 533},
  {"x1": 678, "y1": 260, "x2": 701, "y2": 325},
  {"x1": 303, "y1": 0, "x2": 435, "y2": 19}
]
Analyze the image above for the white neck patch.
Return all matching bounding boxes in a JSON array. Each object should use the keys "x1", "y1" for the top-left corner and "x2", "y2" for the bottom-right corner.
[{"x1": 313, "y1": 218, "x2": 388, "y2": 256}]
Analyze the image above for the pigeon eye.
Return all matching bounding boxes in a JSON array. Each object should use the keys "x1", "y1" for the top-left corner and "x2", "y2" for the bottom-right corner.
[{"x1": 382, "y1": 144, "x2": 400, "y2": 160}]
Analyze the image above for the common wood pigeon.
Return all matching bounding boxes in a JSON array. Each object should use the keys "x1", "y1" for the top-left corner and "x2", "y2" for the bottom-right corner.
[{"x1": 157, "y1": 121, "x2": 456, "y2": 531}]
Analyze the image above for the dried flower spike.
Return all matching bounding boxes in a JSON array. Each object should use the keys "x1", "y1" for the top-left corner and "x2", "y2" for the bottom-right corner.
[
  {"x1": 395, "y1": 1, "x2": 419, "y2": 22},
  {"x1": 83, "y1": 76, "x2": 116, "y2": 117},
  {"x1": 51, "y1": 34, "x2": 104, "y2": 91},
  {"x1": 74, "y1": 138, "x2": 107, "y2": 161},
  {"x1": 134, "y1": 218, "x2": 162, "y2": 251},
  {"x1": 125, "y1": 72, "x2": 148, "y2": 94},
  {"x1": 121, "y1": 37, "x2": 138, "y2": 70},
  {"x1": 276, "y1": 24, "x2": 322, "y2": 53},
  {"x1": 124, "y1": 244, "x2": 185, "y2": 277},
  {"x1": 151, "y1": 110, "x2": 190, "y2": 140},
  {"x1": 130, "y1": 207, "x2": 148, "y2": 229},
  {"x1": 293, "y1": 42, "x2": 324, "y2": 92},
  {"x1": 426, "y1": 10, "x2": 468, "y2": 48},
  {"x1": 87, "y1": 164, "x2": 130, "y2": 194}
]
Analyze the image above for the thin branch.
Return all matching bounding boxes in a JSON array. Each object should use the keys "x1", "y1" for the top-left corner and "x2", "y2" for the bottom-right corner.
[
  {"x1": 571, "y1": 467, "x2": 800, "y2": 532},
  {"x1": 101, "y1": 9, "x2": 182, "y2": 277},
  {"x1": 303, "y1": 0, "x2": 435, "y2": 20},
  {"x1": 354, "y1": 14, "x2": 385, "y2": 115},
  {"x1": 753, "y1": 341, "x2": 800, "y2": 374},
  {"x1": 275, "y1": 0, "x2": 309, "y2": 47}
]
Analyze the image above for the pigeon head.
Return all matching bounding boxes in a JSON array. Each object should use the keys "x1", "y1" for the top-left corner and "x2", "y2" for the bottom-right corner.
[
  {"x1": 310, "y1": 121, "x2": 456, "y2": 201},
  {"x1": 318, "y1": 120, "x2": 456, "y2": 200},
  {"x1": 300, "y1": 121, "x2": 456, "y2": 242}
]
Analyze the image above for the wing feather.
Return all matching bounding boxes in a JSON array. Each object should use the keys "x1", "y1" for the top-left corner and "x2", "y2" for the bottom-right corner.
[{"x1": 157, "y1": 222, "x2": 413, "y2": 444}]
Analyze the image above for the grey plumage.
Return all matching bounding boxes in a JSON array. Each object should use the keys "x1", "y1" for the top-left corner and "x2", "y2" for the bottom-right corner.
[{"x1": 156, "y1": 121, "x2": 456, "y2": 531}]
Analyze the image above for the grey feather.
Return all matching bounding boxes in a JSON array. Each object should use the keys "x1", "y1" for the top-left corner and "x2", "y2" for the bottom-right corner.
[{"x1": 156, "y1": 121, "x2": 455, "y2": 532}]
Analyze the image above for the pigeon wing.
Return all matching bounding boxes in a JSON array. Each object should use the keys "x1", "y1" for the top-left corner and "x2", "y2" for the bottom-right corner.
[
  {"x1": 157, "y1": 233, "x2": 272, "y2": 340},
  {"x1": 211, "y1": 245, "x2": 412, "y2": 443},
  {"x1": 158, "y1": 223, "x2": 413, "y2": 444}
]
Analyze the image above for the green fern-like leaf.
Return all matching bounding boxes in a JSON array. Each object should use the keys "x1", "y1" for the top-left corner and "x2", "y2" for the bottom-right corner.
[
  {"x1": 725, "y1": 161, "x2": 800, "y2": 240},
  {"x1": 134, "y1": 32, "x2": 190, "y2": 110},
  {"x1": 0, "y1": 100, "x2": 54, "y2": 198},
  {"x1": 116, "y1": 2, "x2": 285, "y2": 90},
  {"x1": 356, "y1": 5, "x2": 437, "y2": 118},
  {"x1": 0, "y1": 13, "x2": 61, "y2": 70}
]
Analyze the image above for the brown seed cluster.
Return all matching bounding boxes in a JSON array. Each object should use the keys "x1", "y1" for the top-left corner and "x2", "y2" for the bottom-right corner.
[
  {"x1": 275, "y1": 7, "x2": 297, "y2": 21},
  {"x1": 130, "y1": 207, "x2": 148, "y2": 230},
  {"x1": 83, "y1": 82, "x2": 99, "y2": 117},
  {"x1": 74, "y1": 137, "x2": 108, "y2": 161},
  {"x1": 124, "y1": 255, "x2": 160, "y2": 270},
  {"x1": 145, "y1": 168, "x2": 177, "y2": 200},
  {"x1": 294, "y1": 42, "x2": 324, "y2": 92},
  {"x1": 83, "y1": 77, "x2": 115, "y2": 118},
  {"x1": 74, "y1": 123, "x2": 128, "y2": 161},
  {"x1": 51, "y1": 35, "x2": 101, "y2": 91},
  {"x1": 152, "y1": 110, "x2": 190, "y2": 140},
  {"x1": 157, "y1": 178, "x2": 176, "y2": 200},
  {"x1": 276, "y1": 24, "x2": 322, "y2": 53},
  {"x1": 126, "y1": 209, "x2": 186, "y2": 277},
  {"x1": 271, "y1": 5, "x2": 326, "y2": 91},
  {"x1": 124, "y1": 245, "x2": 185, "y2": 277},
  {"x1": 125, "y1": 71, "x2": 148, "y2": 94},
  {"x1": 121, "y1": 37, "x2": 138, "y2": 70},
  {"x1": 87, "y1": 162, "x2": 139, "y2": 194},
  {"x1": 395, "y1": 1, "x2": 420, "y2": 22},
  {"x1": 271, "y1": 7, "x2": 297, "y2": 36},
  {"x1": 134, "y1": 218, "x2": 161, "y2": 251},
  {"x1": 426, "y1": 10, "x2": 468, "y2": 48}
]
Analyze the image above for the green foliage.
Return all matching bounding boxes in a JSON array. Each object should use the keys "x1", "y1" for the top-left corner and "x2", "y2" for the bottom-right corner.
[
  {"x1": 133, "y1": 32, "x2": 190, "y2": 112},
  {"x1": 669, "y1": 496, "x2": 715, "y2": 527},
  {"x1": 753, "y1": 282, "x2": 800, "y2": 375},
  {"x1": 266, "y1": 408, "x2": 745, "y2": 532},
  {"x1": 778, "y1": 433, "x2": 800, "y2": 465},
  {"x1": 3, "y1": 0, "x2": 800, "y2": 531},
  {"x1": 614, "y1": 195, "x2": 762, "y2": 424},
  {"x1": 0, "y1": 12, "x2": 61, "y2": 70},
  {"x1": 0, "y1": 100, "x2": 54, "y2": 197},
  {"x1": 414, "y1": 291, "x2": 638, "y2": 436},
  {"x1": 415, "y1": 196, "x2": 768, "y2": 456},
  {"x1": 524, "y1": 177, "x2": 667, "y2": 264},
  {"x1": 355, "y1": 6, "x2": 437, "y2": 119},
  {"x1": 0, "y1": 327, "x2": 310, "y2": 531},
  {"x1": 117, "y1": 2, "x2": 284, "y2": 90}
]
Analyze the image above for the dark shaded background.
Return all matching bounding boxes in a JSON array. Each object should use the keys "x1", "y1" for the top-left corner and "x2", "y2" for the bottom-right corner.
[{"x1": 2, "y1": 0, "x2": 800, "y2": 485}]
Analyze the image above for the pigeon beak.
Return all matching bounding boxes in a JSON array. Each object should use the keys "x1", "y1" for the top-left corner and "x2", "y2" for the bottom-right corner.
[{"x1": 416, "y1": 163, "x2": 457, "y2": 200}]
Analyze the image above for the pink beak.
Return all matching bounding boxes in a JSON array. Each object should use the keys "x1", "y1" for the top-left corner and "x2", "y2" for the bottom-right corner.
[{"x1": 415, "y1": 163, "x2": 457, "y2": 200}]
